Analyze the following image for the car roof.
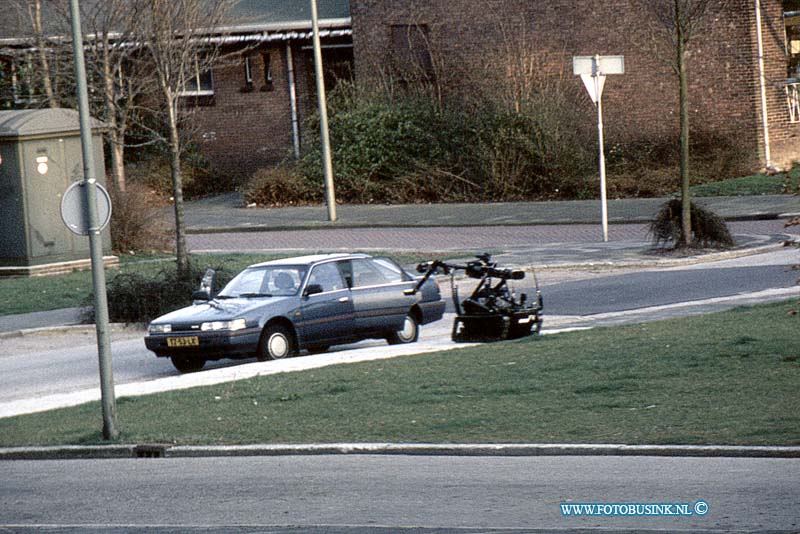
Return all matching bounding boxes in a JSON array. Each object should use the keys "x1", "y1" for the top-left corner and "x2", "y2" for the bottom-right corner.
[{"x1": 247, "y1": 253, "x2": 371, "y2": 269}]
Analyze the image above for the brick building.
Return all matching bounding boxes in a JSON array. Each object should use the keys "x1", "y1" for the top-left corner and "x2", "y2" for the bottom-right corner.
[
  {"x1": 350, "y1": 0, "x2": 800, "y2": 170},
  {"x1": 186, "y1": 0, "x2": 353, "y2": 179},
  {"x1": 4, "y1": 1, "x2": 800, "y2": 182},
  {"x1": 0, "y1": 0, "x2": 353, "y2": 181}
]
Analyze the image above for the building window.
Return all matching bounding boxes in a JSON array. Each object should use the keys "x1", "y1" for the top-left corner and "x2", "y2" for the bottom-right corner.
[
  {"x1": 390, "y1": 24, "x2": 434, "y2": 81},
  {"x1": 244, "y1": 56, "x2": 254, "y2": 87},
  {"x1": 261, "y1": 53, "x2": 274, "y2": 91},
  {"x1": 787, "y1": 13, "x2": 800, "y2": 78},
  {"x1": 180, "y1": 57, "x2": 213, "y2": 96},
  {"x1": 784, "y1": 4, "x2": 800, "y2": 122}
]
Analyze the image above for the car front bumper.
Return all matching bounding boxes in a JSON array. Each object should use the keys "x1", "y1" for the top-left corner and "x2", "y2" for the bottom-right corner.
[{"x1": 144, "y1": 328, "x2": 261, "y2": 359}]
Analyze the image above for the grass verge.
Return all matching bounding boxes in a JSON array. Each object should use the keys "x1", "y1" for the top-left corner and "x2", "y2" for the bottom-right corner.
[
  {"x1": 0, "y1": 251, "x2": 459, "y2": 317},
  {"x1": 1, "y1": 301, "x2": 798, "y2": 447},
  {"x1": 690, "y1": 165, "x2": 800, "y2": 197}
]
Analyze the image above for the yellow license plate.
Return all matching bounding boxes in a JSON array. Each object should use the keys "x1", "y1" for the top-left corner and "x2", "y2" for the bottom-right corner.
[{"x1": 167, "y1": 336, "x2": 199, "y2": 348}]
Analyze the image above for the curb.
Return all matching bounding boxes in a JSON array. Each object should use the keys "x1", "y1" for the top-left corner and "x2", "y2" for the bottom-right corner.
[
  {"x1": 2, "y1": 443, "x2": 800, "y2": 461},
  {"x1": 529, "y1": 242, "x2": 788, "y2": 271},
  {"x1": 0, "y1": 323, "x2": 130, "y2": 340}
]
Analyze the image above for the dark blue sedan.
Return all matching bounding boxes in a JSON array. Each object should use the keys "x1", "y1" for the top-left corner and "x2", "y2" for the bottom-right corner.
[{"x1": 145, "y1": 253, "x2": 446, "y2": 373}]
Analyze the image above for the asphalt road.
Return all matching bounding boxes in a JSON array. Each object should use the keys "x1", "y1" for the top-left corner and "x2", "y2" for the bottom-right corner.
[
  {"x1": 542, "y1": 264, "x2": 798, "y2": 315},
  {"x1": 1, "y1": 250, "x2": 797, "y2": 414},
  {"x1": 2, "y1": 455, "x2": 798, "y2": 533}
]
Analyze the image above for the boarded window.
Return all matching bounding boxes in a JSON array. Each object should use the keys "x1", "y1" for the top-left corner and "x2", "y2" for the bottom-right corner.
[{"x1": 390, "y1": 24, "x2": 434, "y2": 81}]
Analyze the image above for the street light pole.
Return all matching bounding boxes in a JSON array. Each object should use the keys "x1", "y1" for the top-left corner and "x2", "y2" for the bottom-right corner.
[
  {"x1": 69, "y1": 0, "x2": 118, "y2": 440},
  {"x1": 310, "y1": 0, "x2": 337, "y2": 222}
]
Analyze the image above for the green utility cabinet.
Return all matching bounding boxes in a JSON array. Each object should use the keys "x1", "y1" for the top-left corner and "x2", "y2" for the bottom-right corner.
[{"x1": 0, "y1": 109, "x2": 112, "y2": 274}]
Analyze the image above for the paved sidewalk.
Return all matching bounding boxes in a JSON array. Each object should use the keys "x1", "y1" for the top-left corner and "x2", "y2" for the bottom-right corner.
[{"x1": 184, "y1": 193, "x2": 800, "y2": 233}]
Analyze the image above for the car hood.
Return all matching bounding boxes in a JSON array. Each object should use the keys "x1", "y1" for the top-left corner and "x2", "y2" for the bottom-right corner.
[{"x1": 151, "y1": 297, "x2": 291, "y2": 324}]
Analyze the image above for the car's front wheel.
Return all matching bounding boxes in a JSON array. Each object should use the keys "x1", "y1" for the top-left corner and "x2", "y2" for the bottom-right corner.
[
  {"x1": 257, "y1": 324, "x2": 295, "y2": 361},
  {"x1": 387, "y1": 313, "x2": 419, "y2": 345},
  {"x1": 170, "y1": 355, "x2": 205, "y2": 373}
]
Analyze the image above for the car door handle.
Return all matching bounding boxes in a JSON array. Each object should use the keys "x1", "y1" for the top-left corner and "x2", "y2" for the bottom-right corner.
[{"x1": 339, "y1": 297, "x2": 350, "y2": 303}]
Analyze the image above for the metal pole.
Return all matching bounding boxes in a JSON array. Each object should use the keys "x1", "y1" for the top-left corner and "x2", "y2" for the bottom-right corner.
[
  {"x1": 286, "y1": 43, "x2": 301, "y2": 160},
  {"x1": 311, "y1": 0, "x2": 337, "y2": 222},
  {"x1": 594, "y1": 56, "x2": 609, "y2": 243},
  {"x1": 754, "y1": 0, "x2": 772, "y2": 168},
  {"x1": 69, "y1": 0, "x2": 118, "y2": 440}
]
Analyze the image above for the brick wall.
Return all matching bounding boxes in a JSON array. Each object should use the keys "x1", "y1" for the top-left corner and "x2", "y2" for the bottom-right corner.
[
  {"x1": 190, "y1": 39, "x2": 354, "y2": 183},
  {"x1": 352, "y1": 0, "x2": 800, "y2": 170},
  {"x1": 189, "y1": 43, "x2": 297, "y2": 183}
]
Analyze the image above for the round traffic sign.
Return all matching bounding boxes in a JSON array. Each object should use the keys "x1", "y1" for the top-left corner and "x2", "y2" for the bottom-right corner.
[{"x1": 60, "y1": 181, "x2": 112, "y2": 236}]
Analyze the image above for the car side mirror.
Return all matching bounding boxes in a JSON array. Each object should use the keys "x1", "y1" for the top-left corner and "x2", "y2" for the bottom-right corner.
[
  {"x1": 198, "y1": 268, "x2": 216, "y2": 294},
  {"x1": 304, "y1": 284, "x2": 323, "y2": 297},
  {"x1": 192, "y1": 290, "x2": 211, "y2": 302}
]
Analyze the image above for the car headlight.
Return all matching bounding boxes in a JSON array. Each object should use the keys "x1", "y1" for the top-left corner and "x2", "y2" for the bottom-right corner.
[
  {"x1": 149, "y1": 324, "x2": 172, "y2": 334},
  {"x1": 200, "y1": 318, "x2": 247, "y2": 331}
]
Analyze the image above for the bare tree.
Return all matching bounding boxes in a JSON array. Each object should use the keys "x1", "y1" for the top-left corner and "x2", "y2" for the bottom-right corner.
[
  {"x1": 80, "y1": 0, "x2": 155, "y2": 192},
  {"x1": 640, "y1": 0, "x2": 725, "y2": 247},
  {"x1": 9, "y1": 0, "x2": 71, "y2": 108},
  {"x1": 133, "y1": 0, "x2": 233, "y2": 275},
  {"x1": 26, "y1": 0, "x2": 60, "y2": 107}
]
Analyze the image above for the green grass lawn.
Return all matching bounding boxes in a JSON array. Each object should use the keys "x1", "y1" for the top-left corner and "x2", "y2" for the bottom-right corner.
[
  {"x1": 0, "y1": 251, "x2": 456, "y2": 317},
  {"x1": 691, "y1": 165, "x2": 800, "y2": 197},
  {"x1": 2, "y1": 301, "x2": 798, "y2": 447}
]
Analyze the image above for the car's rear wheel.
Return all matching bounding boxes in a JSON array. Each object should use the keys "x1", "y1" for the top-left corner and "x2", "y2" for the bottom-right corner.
[
  {"x1": 387, "y1": 313, "x2": 419, "y2": 345},
  {"x1": 170, "y1": 355, "x2": 205, "y2": 373},
  {"x1": 257, "y1": 324, "x2": 295, "y2": 361}
]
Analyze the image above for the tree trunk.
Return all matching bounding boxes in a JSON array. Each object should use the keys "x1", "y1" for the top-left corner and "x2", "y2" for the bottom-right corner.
[
  {"x1": 676, "y1": 1, "x2": 692, "y2": 247},
  {"x1": 111, "y1": 139, "x2": 126, "y2": 191},
  {"x1": 32, "y1": 0, "x2": 59, "y2": 108},
  {"x1": 102, "y1": 33, "x2": 126, "y2": 191},
  {"x1": 167, "y1": 95, "x2": 189, "y2": 276}
]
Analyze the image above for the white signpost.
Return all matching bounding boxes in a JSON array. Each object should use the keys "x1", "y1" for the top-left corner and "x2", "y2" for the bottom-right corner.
[{"x1": 573, "y1": 55, "x2": 624, "y2": 242}]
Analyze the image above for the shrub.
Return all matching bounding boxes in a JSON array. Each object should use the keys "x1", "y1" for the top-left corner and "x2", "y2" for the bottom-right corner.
[
  {"x1": 92, "y1": 263, "x2": 235, "y2": 324},
  {"x1": 605, "y1": 133, "x2": 752, "y2": 199},
  {"x1": 108, "y1": 183, "x2": 172, "y2": 254},
  {"x1": 244, "y1": 164, "x2": 321, "y2": 207},
  {"x1": 467, "y1": 101, "x2": 595, "y2": 200},
  {"x1": 125, "y1": 145, "x2": 228, "y2": 199},
  {"x1": 125, "y1": 156, "x2": 173, "y2": 196},
  {"x1": 649, "y1": 199, "x2": 734, "y2": 249},
  {"x1": 299, "y1": 84, "x2": 466, "y2": 203},
  {"x1": 248, "y1": 81, "x2": 751, "y2": 206},
  {"x1": 290, "y1": 81, "x2": 596, "y2": 204}
]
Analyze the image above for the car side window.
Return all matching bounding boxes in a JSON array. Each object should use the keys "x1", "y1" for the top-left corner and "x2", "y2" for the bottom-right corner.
[
  {"x1": 308, "y1": 262, "x2": 345, "y2": 293},
  {"x1": 268, "y1": 269, "x2": 302, "y2": 295},
  {"x1": 352, "y1": 259, "x2": 388, "y2": 288},
  {"x1": 371, "y1": 258, "x2": 405, "y2": 283}
]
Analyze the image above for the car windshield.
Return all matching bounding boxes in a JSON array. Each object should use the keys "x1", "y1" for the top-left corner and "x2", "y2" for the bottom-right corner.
[{"x1": 217, "y1": 265, "x2": 307, "y2": 298}]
